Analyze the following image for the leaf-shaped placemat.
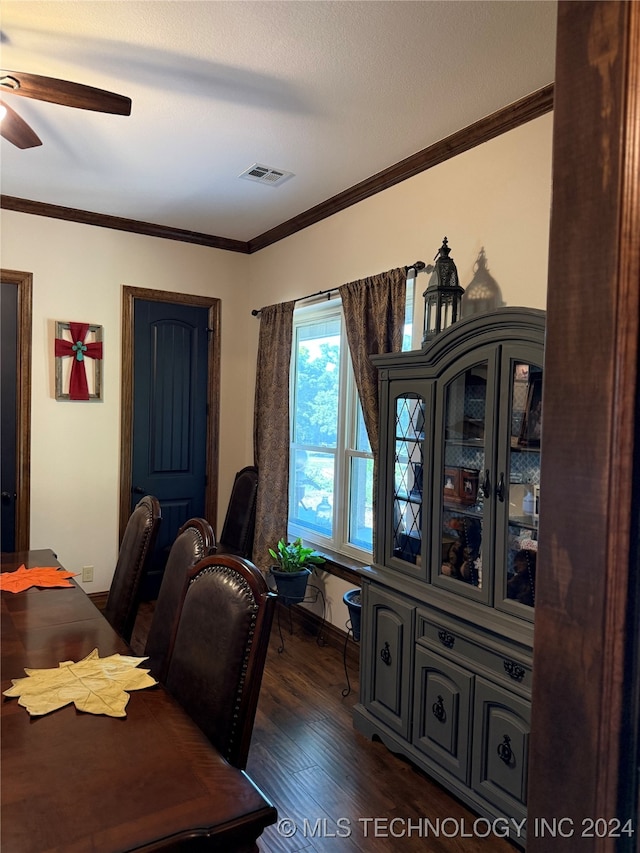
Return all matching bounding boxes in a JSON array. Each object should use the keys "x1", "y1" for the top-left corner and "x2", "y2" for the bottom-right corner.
[
  {"x1": 3, "y1": 649, "x2": 157, "y2": 717},
  {"x1": 0, "y1": 564, "x2": 77, "y2": 593}
]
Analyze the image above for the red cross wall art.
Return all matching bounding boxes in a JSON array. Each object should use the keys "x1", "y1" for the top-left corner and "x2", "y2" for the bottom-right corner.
[{"x1": 54, "y1": 321, "x2": 103, "y2": 401}]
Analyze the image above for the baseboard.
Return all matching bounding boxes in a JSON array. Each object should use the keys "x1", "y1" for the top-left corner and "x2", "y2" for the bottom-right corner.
[
  {"x1": 89, "y1": 590, "x2": 360, "y2": 665},
  {"x1": 88, "y1": 591, "x2": 108, "y2": 611},
  {"x1": 277, "y1": 600, "x2": 360, "y2": 666}
]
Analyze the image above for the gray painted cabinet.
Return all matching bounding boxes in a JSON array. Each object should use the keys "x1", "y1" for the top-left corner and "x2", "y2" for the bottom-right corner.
[
  {"x1": 361, "y1": 584, "x2": 414, "y2": 739},
  {"x1": 353, "y1": 309, "x2": 545, "y2": 847}
]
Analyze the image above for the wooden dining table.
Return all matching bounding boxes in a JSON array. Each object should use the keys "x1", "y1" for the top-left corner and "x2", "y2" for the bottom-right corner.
[{"x1": 1, "y1": 549, "x2": 277, "y2": 853}]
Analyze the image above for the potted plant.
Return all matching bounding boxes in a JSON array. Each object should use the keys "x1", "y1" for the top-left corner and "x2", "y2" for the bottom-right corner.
[
  {"x1": 268, "y1": 538, "x2": 325, "y2": 605},
  {"x1": 343, "y1": 587, "x2": 362, "y2": 641}
]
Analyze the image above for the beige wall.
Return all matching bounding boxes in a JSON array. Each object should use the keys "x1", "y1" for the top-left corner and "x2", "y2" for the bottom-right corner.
[
  {"x1": 1, "y1": 214, "x2": 252, "y2": 591},
  {"x1": 0, "y1": 111, "x2": 552, "y2": 629},
  {"x1": 247, "y1": 114, "x2": 552, "y2": 315},
  {"x1": 247, "y1": 112, "x2": 553, "y2": 628}
]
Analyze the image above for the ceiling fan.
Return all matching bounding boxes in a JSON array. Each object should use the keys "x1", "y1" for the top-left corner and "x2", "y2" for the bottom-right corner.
[{"x1": 0, "y1": 69, "x2": 131, "y2": 149}]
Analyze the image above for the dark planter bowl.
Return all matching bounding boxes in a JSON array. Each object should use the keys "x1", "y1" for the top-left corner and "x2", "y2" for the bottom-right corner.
[
  {"x1": 343, "y1": 587, "x2": 362, "y2": 641},
  {"x1": 270, "y1": 567, "x2": 311, "y2": 605}
]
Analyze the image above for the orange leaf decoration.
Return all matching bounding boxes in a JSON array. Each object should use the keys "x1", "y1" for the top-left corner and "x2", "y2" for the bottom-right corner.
[{"x1": 0, "y1": 564, "x2": 78, "y2": 593}]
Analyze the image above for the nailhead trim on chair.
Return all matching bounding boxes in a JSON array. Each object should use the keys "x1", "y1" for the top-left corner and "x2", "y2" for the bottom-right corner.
[
  {"x1": 135, "y1": 499, "x2": 158, "y2": 570},
  {"x1": 189, "y1": 564, "x2": 259, "y2": 761}
]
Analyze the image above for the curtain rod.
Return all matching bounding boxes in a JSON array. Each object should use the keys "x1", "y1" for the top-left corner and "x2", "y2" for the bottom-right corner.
[{"x1": 250, "y1": 261, "x2": 427, "y2": 316}]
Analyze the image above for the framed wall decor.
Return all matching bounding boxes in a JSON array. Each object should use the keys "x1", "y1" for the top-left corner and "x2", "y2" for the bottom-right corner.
[{"x1": 54, "y1": 321, "x2": 103, "y2": 401}]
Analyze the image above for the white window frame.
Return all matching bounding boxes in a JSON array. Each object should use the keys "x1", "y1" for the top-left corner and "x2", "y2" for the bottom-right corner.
[
  {"x1": 288, "y1": 298, "x2": 373, "y2": 562},
  {"x1": 287, "y1": 280, "x2": 415, "y2": 560}
]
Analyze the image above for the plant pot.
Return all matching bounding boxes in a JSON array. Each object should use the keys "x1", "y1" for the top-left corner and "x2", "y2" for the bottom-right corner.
[
  {"x1": 343, "y1": 587, "x2": 361, "y2": 641},
  {"x1": 270, "y1": 567, "x2": 311, "y2": 605}
]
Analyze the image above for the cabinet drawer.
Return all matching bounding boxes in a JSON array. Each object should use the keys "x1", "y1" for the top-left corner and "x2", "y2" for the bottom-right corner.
[
  {"x1": 417, "y1": 612, "x2": 532, "y2": 693},
  {"x1": 471, "y1": 679, "x2": 530, "y2": 820},
  {"x1": 413, "y1": 647, "x2": 473, "y2": 783}
]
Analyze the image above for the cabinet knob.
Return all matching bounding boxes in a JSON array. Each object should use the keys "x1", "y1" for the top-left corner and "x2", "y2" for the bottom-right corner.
[
  {"x1": 481, "y1": 469, "x2": 491, "y2": 498},
  {"x1": 379, "y1": 641, "x2": 392, "y2": 666},
  {"x1": 432, "y1": 694, "x2": 447, "y2": 723},
  {"x1": 438, "y1": 629, "x2": 455, "y2": 649},
  {"x1": 503, "y1": 660, "x2": 526, "y2": 681},
  {"x1": 497, "y1": 734, "x2": 514, "y2": 765}
]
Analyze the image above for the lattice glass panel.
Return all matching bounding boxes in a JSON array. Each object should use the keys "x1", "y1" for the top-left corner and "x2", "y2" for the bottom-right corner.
[{"x1": 392, "y1": 393, "x2": 425, "y2": 566}]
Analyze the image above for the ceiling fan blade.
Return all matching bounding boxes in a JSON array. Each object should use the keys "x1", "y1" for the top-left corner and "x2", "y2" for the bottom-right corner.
[
  {"x1": 0, "y1": 99, "x2": 42, "y2": 148},
  {"x1": 0, "y1": 70, "x2": 131, "y2": 115}
]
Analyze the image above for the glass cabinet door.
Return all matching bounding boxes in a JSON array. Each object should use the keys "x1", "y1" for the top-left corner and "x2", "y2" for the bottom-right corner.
[
  {"x1": 436, "y1": 359, "x2": 494, "y2": 602},
  {"x1": 391, "y1": 392, "x2": 426, "y2": 571},
  {"x1": 498, "y1": 357, "x2": 542, "y2": 616}
]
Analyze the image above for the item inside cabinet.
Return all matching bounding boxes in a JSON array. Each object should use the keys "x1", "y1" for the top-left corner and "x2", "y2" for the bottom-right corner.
[
  {"x1": 443, "y1": 468, "x2": 461, "y2": 505},
  {"x1": 443, "y1": 466, "x2": 479, "y2": 506},
  {"x1": 518, "y1": 373, "x2": 543, "y2": 447},
  {"x1": 459, "y1": 468, "x2": 479, "y2": 505},
  {"x1": 507, "y1": 547, "x2": 536, "y2": 606},
  {"x1": 441, "y1": 516, "x2": 482, "y2": 586}
]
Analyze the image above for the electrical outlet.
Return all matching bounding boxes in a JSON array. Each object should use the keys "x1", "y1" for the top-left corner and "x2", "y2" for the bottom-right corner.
[{"x1": 82, "y1": 565, "x2": 94, "y2": 583}]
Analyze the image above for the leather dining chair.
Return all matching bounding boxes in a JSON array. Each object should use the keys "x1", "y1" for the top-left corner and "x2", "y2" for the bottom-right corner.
[
  {"x1": 214, "y1": 466, "x2": 258, "y2": 558},
  {"x1": 164, "y1": 554, "x2": 276, "y2": 770},
  {"x1": 103, "y1": 495, "x2": 161, "y2": 643},
  {"x1": 144, "y1": 517, "x2": 216, "y2": 683}
]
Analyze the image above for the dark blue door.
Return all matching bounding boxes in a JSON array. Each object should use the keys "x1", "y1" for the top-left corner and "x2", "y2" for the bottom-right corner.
[
  {"x1": 1, "y1": 283, "x2": 18, "y2": 552},
  {"x1": 132, "y1": 299, "x2": 209, "y2": 596}
]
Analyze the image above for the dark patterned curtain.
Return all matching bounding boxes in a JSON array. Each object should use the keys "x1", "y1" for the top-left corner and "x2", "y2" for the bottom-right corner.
[
  {"x1": 252, "y1": 301, "x2": 296, "y2": 571},
  {"x1": 339, "y1": 268, "x2": 407, "y2": 547}
]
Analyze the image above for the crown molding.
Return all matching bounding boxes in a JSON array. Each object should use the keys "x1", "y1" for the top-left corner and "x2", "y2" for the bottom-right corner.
[
  {"x1": 0, "y1": 196, "x2": 250, "y2": 253},
  {"x1": 2, "y1": 84, "x2": 553, "y2": 254}
]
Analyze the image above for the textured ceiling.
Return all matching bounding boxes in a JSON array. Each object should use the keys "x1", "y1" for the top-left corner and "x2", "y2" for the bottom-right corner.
[{"x1": 0, "y1": 1, "x2": 557, "y2": 243}]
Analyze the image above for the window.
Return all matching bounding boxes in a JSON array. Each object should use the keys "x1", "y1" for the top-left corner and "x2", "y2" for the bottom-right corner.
[{"x1": 288, "y1": 285, "x2": 414, "y2": 560}]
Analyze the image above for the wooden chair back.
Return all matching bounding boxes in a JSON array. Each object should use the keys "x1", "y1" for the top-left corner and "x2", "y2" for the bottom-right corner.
[
  {"x1": 165, "y1": 553, "x2": 275, "y2": 769},
  {"x1": 144, "y1": 517, "x2": 216, "y2": 682},
  {"x1": 215, "y1": 466, "x2": 258, "y2": 558},
  {"x1": 104, "y1": 495, "x2": 161, "y2": 642}
]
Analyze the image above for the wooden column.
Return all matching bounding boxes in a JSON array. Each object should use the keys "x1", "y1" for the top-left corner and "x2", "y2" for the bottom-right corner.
[{"x1": 528, "y1": 2, "x2": 640, "y2": 850}]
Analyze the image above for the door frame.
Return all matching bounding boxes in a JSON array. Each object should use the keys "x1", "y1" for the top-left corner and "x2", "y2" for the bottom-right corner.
[
  {"x1": 1, "y1": 268, "x2": 32, "y2": 552},
  {"x1": 119, "y1": 286, "x2": 221, "y2": 540},
  {"x1": 528, "y1": 2, "x2": 640, "y2": 847}
]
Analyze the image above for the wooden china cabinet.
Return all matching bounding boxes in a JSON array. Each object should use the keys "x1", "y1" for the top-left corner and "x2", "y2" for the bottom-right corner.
[{"x1": 353, "y1": 308, "x2": 545, "y2": 846}]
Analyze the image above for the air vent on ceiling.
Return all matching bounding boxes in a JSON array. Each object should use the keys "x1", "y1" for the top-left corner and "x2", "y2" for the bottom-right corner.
[{"x1": 239, "y1": 163, "x2": 294, "y2": 186}]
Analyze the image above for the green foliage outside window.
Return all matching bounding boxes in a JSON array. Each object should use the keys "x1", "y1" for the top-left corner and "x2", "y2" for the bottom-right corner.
[{"x1": 293, "y1": 341, "x2": 340, "y2": 447}]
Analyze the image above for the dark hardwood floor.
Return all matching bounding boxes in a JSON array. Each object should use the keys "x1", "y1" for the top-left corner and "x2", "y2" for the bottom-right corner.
[{"x1": 131, "y1": 604, "x2": 516, "y2": 853}]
